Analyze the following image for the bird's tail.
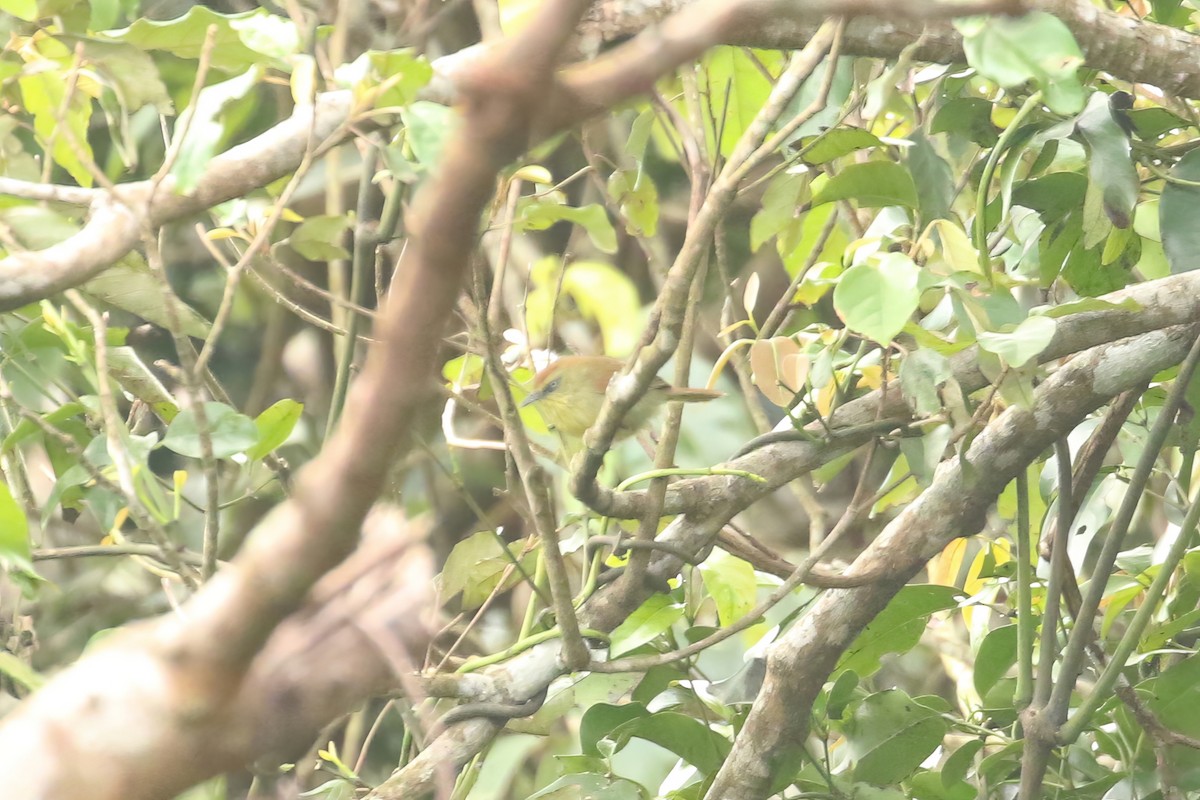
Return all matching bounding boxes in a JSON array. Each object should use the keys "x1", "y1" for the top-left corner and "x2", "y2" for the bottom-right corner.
[{"x1": 667, "y1": 387, "x2": 723, "y2": 403}]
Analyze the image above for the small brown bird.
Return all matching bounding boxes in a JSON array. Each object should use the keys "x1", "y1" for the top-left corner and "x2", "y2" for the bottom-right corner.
[{"x1": 519, "y1": 355, "x2": 722, "y2": 438}]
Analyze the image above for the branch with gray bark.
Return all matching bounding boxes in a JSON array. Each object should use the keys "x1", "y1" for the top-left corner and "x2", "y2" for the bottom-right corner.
[
  {"x1": 3, "y1": 0, "x2": 1200, "y2": 797},
  {"x1": 3, "y1": 0, "x2": 1197, "y2": 310}
]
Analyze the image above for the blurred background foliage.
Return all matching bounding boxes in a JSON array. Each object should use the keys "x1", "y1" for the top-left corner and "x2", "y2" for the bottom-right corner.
[{"x1": 4, "y1": 0, "x2": 1200, "y2": 797}]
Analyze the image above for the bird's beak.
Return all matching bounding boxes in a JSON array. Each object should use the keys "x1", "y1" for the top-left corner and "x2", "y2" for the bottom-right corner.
[{"x1": 520, "y1": 388, "x2": 544, "y2": 408}]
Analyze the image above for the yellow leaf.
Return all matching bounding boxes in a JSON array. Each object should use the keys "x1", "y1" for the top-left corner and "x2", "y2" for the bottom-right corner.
[
  {"x1": 855, "y1": 365, "x2": 884, "y2": 390},
  {"x1": 512, "y1": 164, "x2": 553, "y2": 184},
  {"x1": 929, "y1": 538, "x2": 967, "y2": 586}
]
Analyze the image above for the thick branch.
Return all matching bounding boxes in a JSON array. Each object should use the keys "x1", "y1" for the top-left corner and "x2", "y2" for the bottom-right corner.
[
  {"x1": 582, "y1": 0, "x2": 1200, "y2": 99},
  {"x1": 0, "y1": 521, "x2": 433, "y2": 800},
  {"x1": 0, "y1": 93, "x2": 355, "y2": 311},
  {"x1": 0, "y1": 1, "x2": 595, "y2": 796}
]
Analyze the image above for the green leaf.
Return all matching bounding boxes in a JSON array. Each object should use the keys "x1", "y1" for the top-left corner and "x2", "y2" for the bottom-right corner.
[
  {"x1": 107, "y1": 346, "x2": 180, "y2": 423},
  {"x1": 1072, "y1": 92, "x2": 1137, "y2": 230},
  {"x1": 910, "y1": 771, "x2": 975, "y2": 800},
  {"x1": 931, "y1": 97, "x2": 999, "y2": 147},
  {"x1": 363, "y1": 49, "x2": 433, "y2": 108},
  {"x1": 527, "y1": 773, "x2": 646, "y2": 800},
  {"x1": 899, "y1": 423, "x2": 952, "y2": 486},
  {"x1": 2, "y1": 402, "x2": 86, "y2": 455},
  {"x1": 699, "y1": 47, "x2": 780, "y2": 158},
  {"x1": 750, "y1": 172, "x2": 807, "y2": 252},
  {"x1": 812, "y1": 162, "x2": 918, "y2": 209},
  {"x1": 81, "y1": 255, "x2": 211, "y2": 338},
  {"x1": 0, "y1": 0, "x2": 37, "y2": 21},
  {"x1": 1013, "y1": 171, "x2": 1087, "y2": 223},
  {"x1": 838, "y1": 585, "x2": 963, "y2": 676},
  {"x1": 927, "y1": 219, "x2": 982, "y2": 276},
  {"x1": 439, "y1": 531, "x2": 533, "y2": 610},
  {"x1": 248, "y1": 399, "x2": 303, "y2": 459},
  {"x1": 0, "y1": 481, "x2": 32, "y2": 568},
  {"x1": 580, "y1": 702, "x2": 648, "y2": 757},
  {"x1": 102, "y1": 7, "x2": 299, "y2": 72},
  {"x1": 527, "y1": 259, "x2": 640, "y2": 355},
  {"x1": 1035, "y1": 296, "x2": 1140, "y2": 318},
  {"x1": 956, "y1": 11, "x2": 1085, "y2": 114},
  {"x1": 442, "y1": 353, "x2": 486, "y2": 387},
  {"x1": 973, "y1": 624, "x2": 1018, "y2": 696},
  {"x1": 0, "y1": 652, "x2": 43, "y2": 691},
  {"x1": 698, "y1": 550, "x2": 757, "y2": 626},
  {"x1": 286, "y1": 214, "x2": 352, "y2": 262},
  {"x1": 516, "y1": 199, "x2": 618, "y2": 254},
  {"x1": 844, "y1": 689, "x2": 949, "y2": 785},
  {"x1": 1127, "y1": 106, "x2": 1192, "y2": 141},
  {"x1": 19, "y1": 67, "x2": 94, "y2": 187},
  {"x1": 0, "y1": 205, "x2": 79, "y2": 251},
  {"x1": 609, "y1": 594, "x2": 684, "y2": 656},
  {"x1": 1161, "y1": 149, "x2": 1200, "y2": 273},
  {"x1": 608, "y1": 712, "x2": 732, "y2": 775},
  {"x1": 942, "y1": 739, "x2": 985, "y2": 788},
  {"x1": 607, "y1": 169, "x2": 659, "y2": 237},
  {"x1": 798, "y1": 128, "x2": 882, "y2": 165},
  {"x1": 975, "y1": 315, "x2": 1057, "y2": 368},
  {"x1": 161, "y1": 402, "x2": 259, "y2": 459},
  {"x1": 908, "y1": 132, "x2": 954, "y2": 223},
  {"x1": 826, "y1": 669, "x2": 860, "y2": 720},
  {"x1": 781, "y1": 203, "x2": 846, "y2": 277},
  {"x1": 780, "y1": 56, "x2": 855, "y2": 141},
  {"x1": 1062, "y1": 225, "x2": 1137, "y2": 296},
  {"x1": 833, "y1": 252, "x2": 921, "y2": 345},
  {"x1": 89, "y1": 0, "x2": 120, "y2": 30},
  {"x1": 169, "y1": 67, "x2": 261, "y2": 192},
  {"x1": 69, "y1": 38, "x2": 174, "y2": 114},
  {"x1": 401, "y1": 101, "x2": 454, "y2": 168},
  {"x1": 1145, "y1": 654, "x2": 1200, "y2": 737}
]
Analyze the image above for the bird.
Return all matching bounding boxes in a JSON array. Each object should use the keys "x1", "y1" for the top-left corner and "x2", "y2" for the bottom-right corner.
[{"x1": 519, "y1": 355, "x2": 722, "y2": 439}]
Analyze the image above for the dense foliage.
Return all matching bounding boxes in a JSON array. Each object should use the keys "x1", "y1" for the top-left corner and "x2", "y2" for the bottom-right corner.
[{"x1": 4, "y1": 1, "x2": 1200, "y2": 799}]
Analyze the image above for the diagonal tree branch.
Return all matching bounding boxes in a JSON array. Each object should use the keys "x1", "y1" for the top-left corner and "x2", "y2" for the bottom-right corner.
[
  {"x1": 4, "y1": 0, "x2": 1197, "y2": 313},
  {"x1": 0, "y1": 92, "x2": 356, "y2": 311},
  {"x1": 582, "y1": 0, "x2": 1200, "y2": 99},
  {"x1": 703, "y1": 323, "x2": 1200, "y2": 798},
  {"x1": 0, "y1": 0, "x2": 596, "y2": 796},
  {"x1": 582, "y1": 268, "x2": 1200, "y2": 520}
]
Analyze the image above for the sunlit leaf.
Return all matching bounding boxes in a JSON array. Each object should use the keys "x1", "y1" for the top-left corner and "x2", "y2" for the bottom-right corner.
[
  {"x1": 838, "y1": 585, "x2": 963, "y2": 676},
  {"x1": 0, "y1": 481, "x2": 32, "y2": 569},
  {"x1": 833, "y1": 252, "x2": 921, "y2": 345},
  {"x1": 607, "y1": 169, "x2": 659, "y2": 237},
  {"x1": 698, "y1": 550, "x2": 757, "y2": 626},
  {"x1": 975, "y1": 315, "x2": 1057, "y2": 367},
  {"x1": 812, "y1": 162, "x2": 918, "y2": 209},
  {"x1": 248, "y1": 399, "x2": 303, "y2": 459},
  {"x1": 161, "y1": 402, "x2": 259, "y2": 459},
  {"x1": 957, "y1": 11, "x2": 1084, "y2": 114},
  {"x1": 103, "y1": 7, "x2": 299, "y2": 71},
  {"x1": 439, "y1": 531, "x2": 534, "y2": 610},
  {"x1": 285, "y1": 214, "x2": 352, "y2": 262},
  {"x1": 19, "y1": 66, "x2": 94, "y2": 187},
  {"x1": 609, "y1": 594, "x2": 683, "y2": 656},
  {"x1": 363, "y1": 49, "x2": 433, "y2": 108},
  {"x1": 169, "y1": 67, "x2": 261, "y2": 192}
]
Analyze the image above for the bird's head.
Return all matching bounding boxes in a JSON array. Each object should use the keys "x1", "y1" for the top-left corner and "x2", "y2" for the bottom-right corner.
[{"x1": 520, "y1": 356, "x2": 622, "y2": 437}]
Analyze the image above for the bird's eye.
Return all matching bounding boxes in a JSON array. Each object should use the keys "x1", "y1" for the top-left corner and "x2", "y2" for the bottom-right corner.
[{"x1": 547, "y1": 378, "x2": 561, "y2": 391}]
